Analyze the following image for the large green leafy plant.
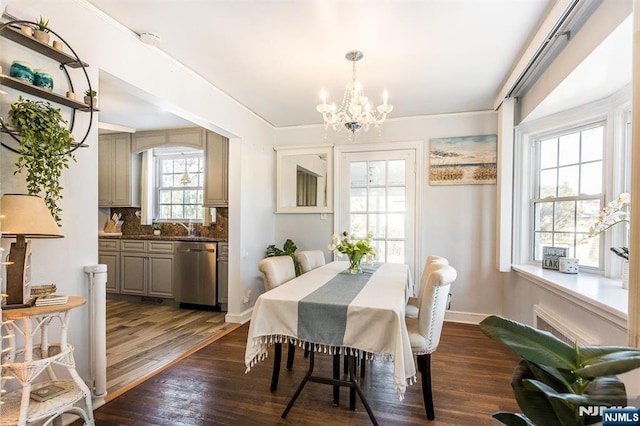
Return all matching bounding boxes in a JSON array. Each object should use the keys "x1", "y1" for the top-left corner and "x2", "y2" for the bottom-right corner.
[
  {"x1": 265, "y1": 239, "x2": 300, "y2": 276},
  {"x1": 479, "y1": 315, "x2": 640, "y2": 426},
  {"x1": 8, "y1": 97, "x2": 76, "y2": 224}
]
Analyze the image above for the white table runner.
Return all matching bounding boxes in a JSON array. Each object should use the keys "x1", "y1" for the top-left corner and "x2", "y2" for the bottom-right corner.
[{"x1": 245, "y1": 261, "x2": 416, "y2": 399}]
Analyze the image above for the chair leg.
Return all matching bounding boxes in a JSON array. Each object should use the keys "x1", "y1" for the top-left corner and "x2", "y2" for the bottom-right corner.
[
  {"x1": 286, "y1": 341, "x2": 296, "y2": 370},
  {"x1": 417, "y1": 353, "x2": 435, "y2": 420},
  {"x1": 270, "y1": 342, "x2": 282, "y2": 392},
  {"x1": 360, "y1": 351, "x2": 366, "y2": 379},
  {"x1": 304, "y1": 342, "x2": 310, "y2": 358}
]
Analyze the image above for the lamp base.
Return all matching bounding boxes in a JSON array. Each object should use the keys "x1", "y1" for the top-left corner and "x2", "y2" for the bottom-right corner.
[{"x1": 6, "y1": 239, "x2": 32, "y2": 305}]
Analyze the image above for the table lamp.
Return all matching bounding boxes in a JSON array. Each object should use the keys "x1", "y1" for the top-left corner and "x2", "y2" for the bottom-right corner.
[{"x1": 1, "y1": 194, "x2": 63, "y2": 306}]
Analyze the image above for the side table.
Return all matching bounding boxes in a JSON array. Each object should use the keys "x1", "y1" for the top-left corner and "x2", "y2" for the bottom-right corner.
[{"x1": 1, "y1": 296, "x2": 94, "y2": 425}]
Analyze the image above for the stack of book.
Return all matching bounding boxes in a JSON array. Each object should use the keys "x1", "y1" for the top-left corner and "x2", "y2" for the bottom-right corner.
[{"x1": 35, "y1": 294, "x2": 68, "y2": 306}]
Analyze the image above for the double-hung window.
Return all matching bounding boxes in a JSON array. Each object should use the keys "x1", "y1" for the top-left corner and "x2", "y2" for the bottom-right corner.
[
  {"x1": 531, "y1": 125, "x2": 604, "y2": 268},
  {"x1": 154, "y1": 148, "x2": 204, "y2": 221}
]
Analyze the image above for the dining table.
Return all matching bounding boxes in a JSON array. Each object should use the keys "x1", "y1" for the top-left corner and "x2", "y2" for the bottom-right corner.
[{"x1": 244, "y1": 260, "x2": 416, "y2": 425}]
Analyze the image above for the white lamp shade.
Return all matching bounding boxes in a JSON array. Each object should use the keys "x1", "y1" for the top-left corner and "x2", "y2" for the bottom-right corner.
[{"x1": 0, "y1": 194, "x2": 63, "y2": 238}]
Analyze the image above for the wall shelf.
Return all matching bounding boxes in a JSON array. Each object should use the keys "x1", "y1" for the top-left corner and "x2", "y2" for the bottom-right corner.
[
  {"x1": 0, "y1": 74, "x2": 97, "y2": 111},
  {"x1": 0, "y1": 24, "x2": 88, "y2": 68}
]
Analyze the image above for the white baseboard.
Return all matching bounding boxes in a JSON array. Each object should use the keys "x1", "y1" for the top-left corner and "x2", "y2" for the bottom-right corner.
[
  {"x1": 444, "y1": 310, "x2": 489, "y2": 324},
  {"x1": 225, "y1": 307, "x2": 253, "y2": 324}
]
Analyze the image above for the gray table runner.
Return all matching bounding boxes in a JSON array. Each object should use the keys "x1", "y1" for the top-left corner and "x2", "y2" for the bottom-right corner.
[{"x1": 298, "y1": 264, "x2": 380, "y2": 346}]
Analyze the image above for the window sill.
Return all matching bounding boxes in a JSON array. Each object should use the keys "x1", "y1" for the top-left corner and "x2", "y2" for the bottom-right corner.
[{"x1": 511, "y1": 264, "x2": 628, "y2": 327}]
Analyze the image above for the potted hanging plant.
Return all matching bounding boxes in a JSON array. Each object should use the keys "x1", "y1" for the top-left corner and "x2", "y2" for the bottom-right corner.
[
  {"x1": 8, "y1": 97, "x2": 76, "y2": 225},
  {"x1": 34, "y1": 16, "x2": 50, "y2": 44},
  {"x1": 84, "y1": 89, "x2": 98, "y2": 108}
]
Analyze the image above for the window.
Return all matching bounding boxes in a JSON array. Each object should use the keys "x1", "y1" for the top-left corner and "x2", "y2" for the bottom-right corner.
[
  {"x1": 532, "y1": 125, "x2": 604, "y2": 268},
  {"x1": 155, "y1": 149, "x2": 204, "y2": 221}
]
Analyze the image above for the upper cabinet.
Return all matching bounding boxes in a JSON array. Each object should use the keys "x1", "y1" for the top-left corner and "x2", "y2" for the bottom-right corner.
[
  {"x1": 132, "y1": 127, "x2": 204, "y2": 153},
  {"x1": 203, "y1": 131, "x2": 229, "y2": 207},
  {"x1": 98, "y1": 133, "x2": 141, "y2": 207}
]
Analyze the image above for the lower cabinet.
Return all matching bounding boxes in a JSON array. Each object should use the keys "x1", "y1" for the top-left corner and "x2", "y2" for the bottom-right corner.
[
  {"x1": 100, "y1": 239, "x2": 174, "y2": 298},
  {"x1": 99, "y1": 239, "x2": 121, "y2": 294}
]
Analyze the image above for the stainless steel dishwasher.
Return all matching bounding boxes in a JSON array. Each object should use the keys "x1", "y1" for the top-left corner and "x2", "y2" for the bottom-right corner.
[{"x1": 173, "y1": 241, "x2": 217, "y2": 308}]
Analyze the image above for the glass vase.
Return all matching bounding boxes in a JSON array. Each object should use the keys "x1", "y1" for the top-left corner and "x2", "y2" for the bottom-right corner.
[{"x1": 347, "y1": 254, "x2": 363, "y2": 274}]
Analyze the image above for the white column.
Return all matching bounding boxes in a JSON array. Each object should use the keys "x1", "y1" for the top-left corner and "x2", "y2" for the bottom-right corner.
[{"x1": 84, "y1": 264, "x2": 108, "y2": 398}]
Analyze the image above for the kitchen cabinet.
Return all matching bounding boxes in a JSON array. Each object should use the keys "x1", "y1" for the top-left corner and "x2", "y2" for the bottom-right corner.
[
  {"x1": 132, "y1": 127, "x2": 204, "y2": 152},
  {"x1": 120, "y1": 240, "x2": 174, "y2": 298},
  {"x1": 204, "y1": 131, "x2": 229, "y2": 207},
  {"x1": 217, "y1": 242, "x2": 228, "y2": 310},
  {"x1": 98, "y1": 133, "x2": 142, "y2": 207},
  {"x1": 99, "y1": 239, "x2": 121, "y2": 293}
]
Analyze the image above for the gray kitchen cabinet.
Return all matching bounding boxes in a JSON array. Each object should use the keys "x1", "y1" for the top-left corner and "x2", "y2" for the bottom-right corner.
[
  {"x1": 98, "y1": 133, "x2": 142, "y2": 207},
  {"x1": 98, "y1": 239, "x2": 120, "y2": 293},
  {"x1": 107, "y1": 239, "x2": 174, "y2": 298},
  {"x1": 132, "y1": 127, "x2": 204, "y2": 152},
  {"x1": 120, "y1": 252, "x2": 147, "y2": 295},
  {"x1": 217, "y1": 243, "x2": 228, "y2": 310},
  {"x1": 204, "y1": 131, "x2": 229, "y2": 207}
]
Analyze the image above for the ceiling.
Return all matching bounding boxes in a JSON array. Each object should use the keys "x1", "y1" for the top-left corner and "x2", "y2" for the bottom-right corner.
[{"x1": 86, "y1": 0, "x2": 631, "y2": 133}]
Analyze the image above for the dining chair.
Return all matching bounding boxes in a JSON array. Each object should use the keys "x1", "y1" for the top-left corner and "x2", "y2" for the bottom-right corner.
[
  {"x1": 405, "y1": 256, "x2": 449, "y2": 318},
  {"x1": 405, "y1": 264, "x2": 457, "y2": 420},
  {"x1": 257, "y1": 255, "x2": 298, "y2": 391},
  {"x1": 295, "y1": 250, "x2": 326, "y2": 274}
]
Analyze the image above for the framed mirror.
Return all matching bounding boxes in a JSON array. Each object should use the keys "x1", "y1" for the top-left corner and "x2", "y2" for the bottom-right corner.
[{"x1": 275, "y1": 145, "x2": 333, "y2": 213}]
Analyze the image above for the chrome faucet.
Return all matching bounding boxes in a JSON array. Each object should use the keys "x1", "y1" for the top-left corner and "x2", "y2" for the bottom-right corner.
[{"x1": 174, "y1": 220, "x2": 195, "y2": 237}]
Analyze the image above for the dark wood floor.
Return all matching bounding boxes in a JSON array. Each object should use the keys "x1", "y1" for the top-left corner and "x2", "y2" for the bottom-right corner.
[{"x1": 89, "y1": 321, "x2": 521, "y2": 425}]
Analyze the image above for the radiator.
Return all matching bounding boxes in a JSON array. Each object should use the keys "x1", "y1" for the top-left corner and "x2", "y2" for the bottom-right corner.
[{"x1": 533, "y1": 305, "x2": 598, "y2": 346}]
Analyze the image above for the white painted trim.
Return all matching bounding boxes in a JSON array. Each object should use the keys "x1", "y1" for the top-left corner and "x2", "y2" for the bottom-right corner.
[
  {"x1": 334, "y1": 140, "x2": 424, "y2": 284},
  {"x1": 225, "y1": 307, "x2": 253, "y2": 324},
  {"x1": 512, "y1": 264, "x2": 628, "y2": 330},
  {"x1": 496, "y1": 98, "x2": 516, "y2": 271},
  {"x1": 444, "y1": 311, "x2": 489, "y2": 325}
]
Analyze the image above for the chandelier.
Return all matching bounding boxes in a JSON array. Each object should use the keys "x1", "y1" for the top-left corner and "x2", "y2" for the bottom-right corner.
[{"x1": 317, "y1": 50, "x2": 393, "y2": 135}]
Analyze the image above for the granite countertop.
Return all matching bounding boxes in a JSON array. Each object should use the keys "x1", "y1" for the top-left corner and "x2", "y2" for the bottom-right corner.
[{"x1": 99, "y1": 234, "x2": 227, "y2": 242}]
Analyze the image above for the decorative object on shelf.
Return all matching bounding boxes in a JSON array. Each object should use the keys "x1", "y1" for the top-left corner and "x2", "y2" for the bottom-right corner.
[
  {"x1": 152, "y1": 223, "x2": 162, "y2": 235},
  {"x1": 84, "y1": 88, "x2": 98, "y2": 108},
  {"x1": 0, "y1": 194, "x2": 63, "y2": 306},
  {"x1": 7, "y1": 97, "x2": 76, "y2": 224},
  {"x1": 33, "y1": 68, "x2": 54, "y2": 90},
  {"x1": 588, "y1": 192, "x2": 630, "y2": 288},
  {"x1": 479, "y1": 315, "x2": 640, "y2": 426},
  {"x1": 558, "y1": 257, "x2": 579, "y2": 274},
  {"x1": 34, "y1": 16, "x2": 50, "y2": 44},
  {"x1": 429, "y1": 134, "x2": 498, "y2": 185},
  {"x1": 541, "y1": 246, "x2": 568, "y2": 270},
  {"x1": 328, "y1": 231, "x2": 376, "y2": 274},
  {"x1": 52, "y1": 40, "x2": 63, "y2": 51},
  {"x1": 66, "y1": 91, "x2": 75, "y2": 100},
  {"x1": 9, "y1": 60, "x2": 34, "y2": 84},
  {"x1": 316, "y1": 50, "x2": 393, "y2": 136},
  {"x1": 30, "y1": 283, "x2": 57, "y2": 297},
  {"x1": 265, "y1": 239, "x2": 301, "y2": 276},
  {"x1": 20, "y1": 24, "x2": 33, "y2": 37}
]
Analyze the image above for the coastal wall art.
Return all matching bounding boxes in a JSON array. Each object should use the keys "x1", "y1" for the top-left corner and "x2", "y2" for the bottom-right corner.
[{"x1": 429, "y1": 134, "x2": 497, "y2": 185}]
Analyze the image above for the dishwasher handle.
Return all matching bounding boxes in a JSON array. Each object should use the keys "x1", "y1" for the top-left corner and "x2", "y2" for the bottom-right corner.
[{"x1": 176, "y1": 248, "x2": 216, "y2": 253}]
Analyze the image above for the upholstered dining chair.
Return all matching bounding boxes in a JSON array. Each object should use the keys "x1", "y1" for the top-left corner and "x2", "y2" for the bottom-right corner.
[
  {"x1": 405, "y1": 264, "x2": 457, "y2": 420},
  {"x1": 295, "y1": 250, "x2": 326, "y2": 274},
  {"x1": 257, "y1": 255, "x2": 298, "y2": 391},
  {"x1": 405, "y1": 256, "x2": 449, "y2": 318}
]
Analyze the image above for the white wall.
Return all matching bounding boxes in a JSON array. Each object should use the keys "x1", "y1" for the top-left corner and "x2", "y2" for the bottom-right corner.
[
  {"x1": 1, "y1": 0, "x2": 276, "y2": 390},
  {"x1": 275, "y1": 111, "x2": 504, "y2": 320}
]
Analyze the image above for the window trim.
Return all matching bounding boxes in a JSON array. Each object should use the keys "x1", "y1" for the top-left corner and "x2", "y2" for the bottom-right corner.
[
  {"x1": 154, "y1": 151, "x2": 204, "y2": 222},
  {"x1": 529, "y1": 122, "x2": 606, "y2": 270},
  {"x1": 513, "y1": 87, "x2": 631, "y2": 281}
]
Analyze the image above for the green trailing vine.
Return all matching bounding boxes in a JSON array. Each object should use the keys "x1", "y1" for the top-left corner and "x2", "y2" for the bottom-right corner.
[{"x1": 8, "y1": 97, "x2": 76, "y2": 225}]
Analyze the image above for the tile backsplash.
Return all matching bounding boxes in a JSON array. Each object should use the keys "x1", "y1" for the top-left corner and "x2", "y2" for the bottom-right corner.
[{"x1": 104, "y1": 207, "x2": 228, "y2": 240}]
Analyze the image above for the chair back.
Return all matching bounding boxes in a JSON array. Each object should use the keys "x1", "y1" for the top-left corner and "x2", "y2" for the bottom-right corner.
[
  {"x1": 417, "y1": 264, "x2": 457, "y2": 353},
  {"x1": 296, "y1": 250, "x2": 326, "y2": 274},
  {"x1": 415, "y1": 255, "x2": 449, "y2": 300},
  {"x1": 258, "y1": 256, "x2": 296, "y2": 292}
]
